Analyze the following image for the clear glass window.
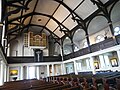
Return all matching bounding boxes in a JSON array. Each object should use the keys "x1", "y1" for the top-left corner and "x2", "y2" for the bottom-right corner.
[
  {"x1": 95, "y1": 35, "x2": 104, "y2": 43},
  {"x1": 114, "y1": 27, "x2": 120, "y2": 36},
  {"x1": 83, "y1": 41, "x2": 88, "y2": 48}
]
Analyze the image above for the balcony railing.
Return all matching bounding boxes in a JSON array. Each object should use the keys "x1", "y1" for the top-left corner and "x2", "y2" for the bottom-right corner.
[
  {"x1": 7, "y1": 56, "x2": 62, "y2": 64},
  {"x1": 64, "y1": 35, "x2": 120, "y2": 60},
  {"x1": 7, "y1": 35, "x2": 120, "y2": 63}
]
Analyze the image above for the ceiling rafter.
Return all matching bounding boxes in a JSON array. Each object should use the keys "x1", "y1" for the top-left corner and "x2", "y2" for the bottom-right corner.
[
  {"x1": 54, "y1": 0, "x2": 83, "y2": 21},
  {"x1": 6, "y1": 0, "x2": 25, "y2": 3},
  {"x1": 7, "y1": 12, "x2": 32, "y2": 24},
  {"x1": 40, "y1": 2, "x2": 62, "y2": 34},
  {"x1": 26, "y1": 0, "x2": 39, "y2": 32},
  {"x1": 52, "y1": 0, "x2": 85, "y2": 36},
  {"x1": 7, "y1": 24, "x2": 29, "y2": 35},
  {"x1": 7, "y1": 23, "x2": 60, "y2": 39},
  {"x1": 7, "y1": 12, "x2": 70, "y2": 37},
  {"x1": 29, "y1": 24, "x2": 59, "y2": 38},
  {"x1": 33, "y1": 12, "x2": 70, "y2": 33},
  {"x1": 4, "y1": 0, "x2": 32, "y2": 22},
  {"x1": 6, "y1": 0, "x2": 117, "y2": 42},
  {"x1": 6, "y1": 0, "x2": 32, "y2": 9}
]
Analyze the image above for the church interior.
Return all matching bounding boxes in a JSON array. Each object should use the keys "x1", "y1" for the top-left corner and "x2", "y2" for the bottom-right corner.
[{"x1": 0, "y1": 0, "x2": 120, "y2": 90}]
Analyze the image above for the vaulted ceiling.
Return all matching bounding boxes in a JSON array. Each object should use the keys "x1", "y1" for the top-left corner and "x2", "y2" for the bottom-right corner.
[{"x1": 4, "y1": 0, "x2": 115, "y2": 40}]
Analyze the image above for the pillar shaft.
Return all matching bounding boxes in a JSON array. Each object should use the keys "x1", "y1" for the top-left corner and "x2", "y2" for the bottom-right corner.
[
  {"x1": 36, "y1": 66, "x2": 40, "y2": 80},
  {"x1": 20, "y1": 66, "x2": 23, "y2": 80},
  {"x1": 116, "y1": 50, "x2": 120, "y2": 66},
  {"x1": 99, "y1": 55, "x2": 106, "y2": 68},
  {"x1": 61, "y1": 63, "x2": 66, "y2": 75},
  {"x1": 0, "y1": 61, "x2": 4, "y2": 86},
  {"x1": 73, "y1": 61, "x2": 78, "y2": 75},
  {"x1": 86, "y1": 59, "x2": 91, "y2": 69},
  {"x1": 47, "y1": 65, "x2": 50, "y2": 77},
  {"x1": 103, "y1": 54, "x2": 111, "y2": 68},
  {"x1": 89, "y1": 57, "x2": 96, "y2": 74},
  {"x1": 51, "y1": 64, "x2": 54, "y2": 76}
]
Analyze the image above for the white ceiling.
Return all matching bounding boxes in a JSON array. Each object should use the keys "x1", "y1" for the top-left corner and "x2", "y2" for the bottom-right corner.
[{"x1": 7, "y1": 0, "x2": 114, "y2": 39}]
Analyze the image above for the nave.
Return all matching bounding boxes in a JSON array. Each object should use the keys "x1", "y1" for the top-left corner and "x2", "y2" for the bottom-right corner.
[{"x1": 0, "y1": 71, "x2": 120, "y2": 90}]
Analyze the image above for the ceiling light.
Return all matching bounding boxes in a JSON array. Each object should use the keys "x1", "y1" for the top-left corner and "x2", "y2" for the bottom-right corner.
[
  {"x1": 66, "y1": 37, "x2": 69, "y2": 39},
  {"x1": 38, "y1": 19, "x2": 41, "y2": 21},
  {"x1": 0, "y1": 23, "x2": 3, "y2": 26},
  {"x1": 114, "y1": 27, "x2": 120, "y2": 32}
]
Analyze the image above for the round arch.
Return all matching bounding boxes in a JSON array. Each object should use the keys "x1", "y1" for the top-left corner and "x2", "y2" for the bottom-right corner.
[
  {"x1": 63, "y1": 37, "x2": 72, "y2": 55},
  {"x1": 87, "y1": 15, "x2": 110, "y2": 44},
  {"x1": 110, "y1": 1, "x2": 120, "y2": 29},
  {"x1": 73, "y1": 28, "x2": 86, "y2": 49}
]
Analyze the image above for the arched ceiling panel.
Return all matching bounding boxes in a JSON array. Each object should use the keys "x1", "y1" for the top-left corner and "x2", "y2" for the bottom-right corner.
[
  {"x1": 29, "y1": 26, "x2": 43, "y2": 33},
  {"x1": 8, "y1": 0, "x2": 36, "y2": 20},
  {"x1": 75, "y1": 0, "x2": 98, "y2": 19},
  {"x1": 43, "y1": 29, "x2": 50, "y2": 36},
  {"x1": 88, "y1": 16, "x2": 108, "y2": 35},
  {"x1": 73, "y1": 29, "x2": 85, "y2": 41},
  {"x1": 22, "y1": 0, "x2": 37, "y2": 15},
  {"x1": 8, "y1": 10, "x2": 21, "y2": 20},
  {"x1": 6, "y1": 0, "x2": 115, "y2": 39},
  {"x1": 100, "y1": 0, "x2": 109, "y2": 4},
  {"x1": 53, "y1": 5, "x2": 70, "y2": 23},
  {"x1": 46, "y1": 19, "x2": 58, "y2": 32},
  {"x1": 111, "y1": 1, "x2": 120, "y2": 24},
  {"x1": 63, "y1": 0, "x2": 82, "y2": 10},
  {"x1": 35, "y1": 0, "x2": 59, "y2": 15},
  {"x1": 63, "y1": 15, "x2": 78, "y2": 30},
  {"x1": 31, "y1": 15, "x2": 49, "y2": 26},
  {"x1": 54, "y1": 28, "x2": 65, "y2": 38},
  {"x1": 23, "y1": 16, "x2": 31, "y2": 25}
]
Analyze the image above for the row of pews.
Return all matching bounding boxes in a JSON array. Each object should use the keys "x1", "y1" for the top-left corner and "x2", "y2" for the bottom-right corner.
[
  {"x1": 0, "y1": 71, "x2": 120, "y2": 90},
  {"x1": 47, "y1": 71, "x2": 120, "y2": 90},
  {"x1": 0, "y1": 79, "x2": 71, "y2": 90}
]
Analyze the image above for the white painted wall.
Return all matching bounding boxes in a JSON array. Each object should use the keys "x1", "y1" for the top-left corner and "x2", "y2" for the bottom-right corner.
[
  {"x1": 9, "y1": 19, "x2": 120, "y2": 56},
  {"x1": 54, "y1": 64, "x2": 61, "y2": 75},
  {"x1": 9, "y1": 34, "x2": 49, "y2": 56},
  {"x1": 39, "y1": 65, "x2": 47, "y2": 78}
]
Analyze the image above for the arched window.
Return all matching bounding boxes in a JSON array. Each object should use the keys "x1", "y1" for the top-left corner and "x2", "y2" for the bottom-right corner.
[
  {"x1": 95, "y1": 35, "x2": 104, "y2": 43},
  {"x1": 114, "y1": 27, "x2": 120, "y2": 36},
  {"x1": 74, "y1": 44, "x2": 79, "y2": 52},
  {"x1": 83, "y1": 41, "x2": 88, "y2": 48}
]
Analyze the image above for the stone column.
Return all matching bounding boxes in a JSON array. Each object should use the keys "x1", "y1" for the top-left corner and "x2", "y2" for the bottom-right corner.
[
  {"x1": 116, "y1": 50, "x2": 120, "y2": 67},
  {"x1": 51, "y1": 64, "x2": 54, "y2": 76},
  {"x1": 99, "y1": 55, "x2": 106, "y2": 69},
  {"x1": 89, "y1": 57, "x2": 96, "y2": 74},
  {"x1": 20, "y1": 66, "x2": 24, "y2": 80},
  {"x1": 4, "y1": 64, "x2": 7, "y2": 82},
  {"x1": 2, "y1": 21, "x2": 5, "y2": 47},
  {"x1": 7, "y1": 66, "x2": 10, "y2": 82},
  {"x1": 47, "y1": 65, "x2": 50, "y2": 77},
  {"x1": 86, "y1": 58, "x2": 91, "y2": 69},
  {"x1": 103, "y1": 54, "x2": 111, "y2": 68},
  {"x1": 36, "y1": 66, "x2": 40, "y2": 80},
  {"x1": 61, "y1": 63, "x2": 66, "y2": 75},
  {"x1": 0, "y1": 61, "x2": 4, "y2": 86},
  {"x1": 26, "y1": 66, "x2": 29, "y2": 79},
  {"x1": 7, "y1": 44, "x2": 10, "y2": 56},
  {"x1": 73, "y1": 61, "x2": 78, "y2": 75}
]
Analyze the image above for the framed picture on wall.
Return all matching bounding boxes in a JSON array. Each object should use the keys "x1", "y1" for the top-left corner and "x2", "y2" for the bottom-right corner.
[
  {"x1": 10, "y1": 70, "x2": 18, "y2": 76},
  {"x1": 94, "y1": 62, "x2": 99, "y2": 69},
  {"x1": 110, "y1": 58, "x2": 118, "y2": 67}
]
